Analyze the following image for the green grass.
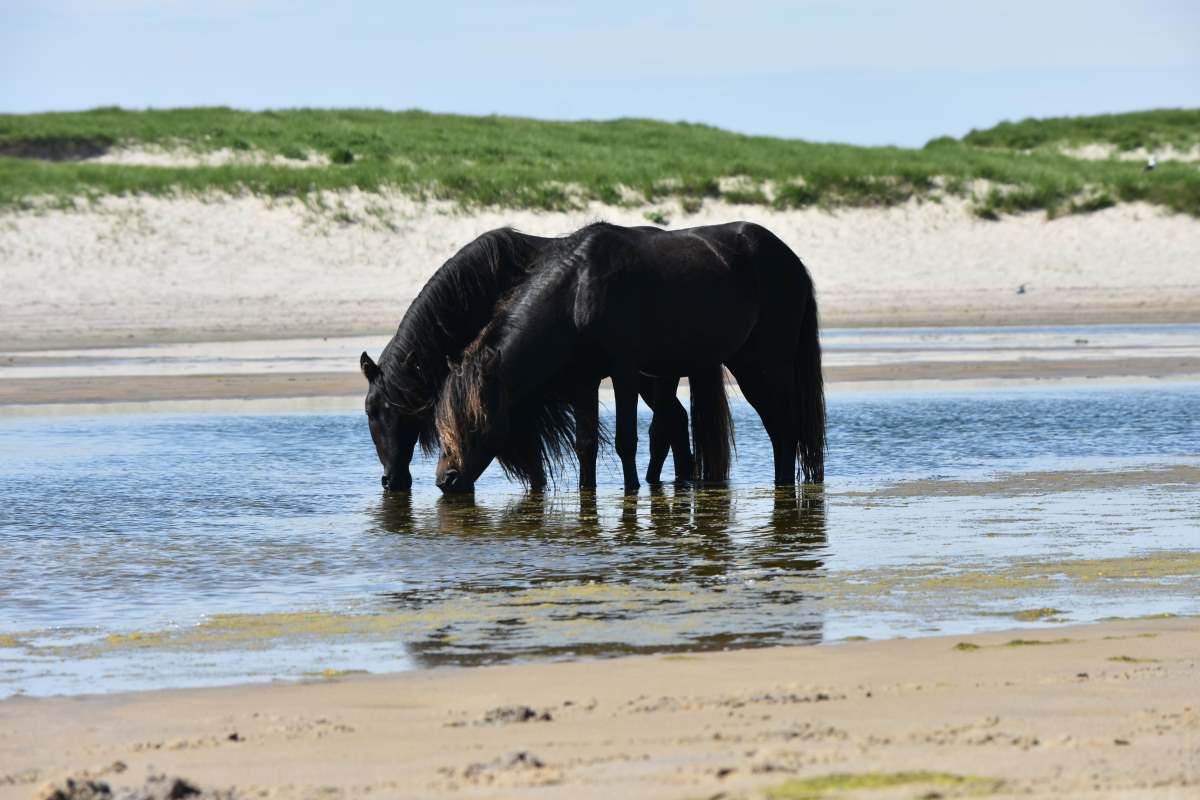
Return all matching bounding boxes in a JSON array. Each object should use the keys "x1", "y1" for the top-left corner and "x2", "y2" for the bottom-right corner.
[
  {"x1": 1, "y1": 106, "x2": 1197, "y2": 216},
  {"x1": 961, "y1": 108, "x2": 1200, "y2": 153}
]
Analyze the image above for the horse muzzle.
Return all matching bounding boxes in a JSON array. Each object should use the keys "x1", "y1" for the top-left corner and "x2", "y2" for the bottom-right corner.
[{"x1": 435, "y1": 468, "x2": 474, "y2": 494}]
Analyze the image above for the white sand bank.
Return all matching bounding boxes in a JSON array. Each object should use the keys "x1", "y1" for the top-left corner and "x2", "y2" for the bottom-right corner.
[
  {"x1": 1060, "y1": 143, "x2": 1200, "y2": 162},
  {"x1": 1, "y1": 194, "x2": 1198, "y2": 350},
  {"x1": 85, "y1": 145, "x2": 331, "y2": 168}
]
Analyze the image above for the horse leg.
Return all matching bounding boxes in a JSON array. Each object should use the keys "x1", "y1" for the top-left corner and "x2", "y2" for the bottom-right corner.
[
  {"x1": 640, "y1": 375, "x2": 669, "y2": 485},
  {"x1": 728, "y1": 362, "x2": 798, "y2": 486},
  {"x1": 572, "y1": 376, "x2": 601, "y2": 490},
  {"x1": 612, "y1": 370, "x2": 641, "y2": 493},
  {"x1": 664, "y1": 378, "x2": 695, "y2": 483},
  {"x1": 641, "y1": 375, "x2": 691, "y2": 485}
]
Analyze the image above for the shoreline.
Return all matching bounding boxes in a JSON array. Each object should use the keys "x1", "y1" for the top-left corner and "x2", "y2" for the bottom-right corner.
[
  {"x1": 4, "y1": 322, "x2": 1199, "y2": 407},
  {"x1": 3, "y1": 356, "x2": 1200, "y2": 407},
  {"x1": 4, "y1": 616, "x2": 1197, "y2": 799},
  {"x1": 4, "y1": 304, "x2": 1200, "y2": 355}
]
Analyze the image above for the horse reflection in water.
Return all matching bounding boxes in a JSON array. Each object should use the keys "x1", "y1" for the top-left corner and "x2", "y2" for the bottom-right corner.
[{"x1": 368, "y1": 486, "x2": 827, "y2": 666}]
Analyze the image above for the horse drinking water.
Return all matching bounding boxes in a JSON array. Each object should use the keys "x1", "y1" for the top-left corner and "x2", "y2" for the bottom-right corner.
[
  {"x1": 434, "y1": 221, "x2": 824, "y2": 494},
  {"x1": 360, "y1": 227, "x2": 732, "y2": 491}
]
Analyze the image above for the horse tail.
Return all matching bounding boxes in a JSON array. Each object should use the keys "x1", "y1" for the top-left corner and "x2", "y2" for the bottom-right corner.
[
  {"x1": 795, "y1": 278, "x2": 826, "y2": 483},
  {"x1": 689, "y1": 365, "x2": 735, "y2": 481}
]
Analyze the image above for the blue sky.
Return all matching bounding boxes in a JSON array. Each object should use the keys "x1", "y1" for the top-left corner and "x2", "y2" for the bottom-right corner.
[{"x1": 2, "y1": 0, "x2": 1198, "y2": 146}]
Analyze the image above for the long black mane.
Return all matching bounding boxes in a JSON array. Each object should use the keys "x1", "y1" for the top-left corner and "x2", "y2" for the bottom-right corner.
[
  {"x1": 376, "y1": 227, "x2": 542, "y2": 451},
  {"x1": 375, "y1": 227, "x2": 581, "y2": 485}
]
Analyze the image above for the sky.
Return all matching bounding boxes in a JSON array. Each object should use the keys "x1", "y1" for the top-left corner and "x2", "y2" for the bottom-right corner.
[{"x1": 2, "y1": 0, "x2": 1198, "y2": 146}]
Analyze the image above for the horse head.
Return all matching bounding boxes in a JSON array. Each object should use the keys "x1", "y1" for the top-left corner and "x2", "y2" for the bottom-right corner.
[
  {"x1": 361, "y1": 350, "x2": 424, "y2": 492},
  {"x1": 434, "y1": 345, "x2": 506, "y2": 493}
]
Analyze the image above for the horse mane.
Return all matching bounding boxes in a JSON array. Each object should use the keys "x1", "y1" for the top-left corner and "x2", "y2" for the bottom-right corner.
[
  {"x1": 434, "y1": 227, "x2": 619, "y2": 487},
  {"x1": 499, "y1": 390, "x2": 578, "y2": 485},
  {"x1": 434, "y1": 290, "x2": 581, "y2": 488},
  {"x1": 376, "y1": 227, "x2": 541, "y2": 454}
]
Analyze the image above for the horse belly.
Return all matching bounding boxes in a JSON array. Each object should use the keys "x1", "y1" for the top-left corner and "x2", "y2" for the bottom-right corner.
[{"x1": 637, "y1": 292, "x2": 758, "y2": 370}]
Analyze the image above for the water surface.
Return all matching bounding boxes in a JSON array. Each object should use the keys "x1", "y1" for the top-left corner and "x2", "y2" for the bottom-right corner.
[{"x1": 1, "y1": 381, "x2": 1197, "y2": 696}]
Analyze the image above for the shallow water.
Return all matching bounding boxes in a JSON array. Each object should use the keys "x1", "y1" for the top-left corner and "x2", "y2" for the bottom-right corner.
[{"x1": 1, "y1": 381, "x2": 1198, "y2": 696}]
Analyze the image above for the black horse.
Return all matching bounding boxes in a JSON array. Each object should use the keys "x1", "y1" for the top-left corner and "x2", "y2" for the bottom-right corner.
[
  {"x1": 435, "y1": 221, "x2": 824, "y2": 494},
  {"x1": 359, "y1": 227, "x2": 731, "y2": 491}
]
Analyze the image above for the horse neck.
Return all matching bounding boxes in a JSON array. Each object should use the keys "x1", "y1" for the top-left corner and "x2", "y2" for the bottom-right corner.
[
  {"x1": 491, "y1": 301, "x2": 579, "y2": 405},
  {"x1": 390, "y1": 231, "x2": 541, "y2": 389}
]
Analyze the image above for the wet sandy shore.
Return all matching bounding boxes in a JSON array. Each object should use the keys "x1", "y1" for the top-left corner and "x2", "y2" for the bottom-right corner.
[
  {"x1": 4, "y1": 617, "x2": 1196, "y2": 800},
  {"x1": 3, "y1": 326, "x2": 1199, "y2": 406},
  {"x1": 3, "y1": 356, "x2": 1200, "y2": 406}
]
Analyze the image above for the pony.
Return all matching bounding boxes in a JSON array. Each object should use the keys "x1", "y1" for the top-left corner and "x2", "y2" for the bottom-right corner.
[
  {"x1": 359, "y1": 227, "x2": 732, "y2": 491},
  {"x1": 434, "y1": 221, "x2": 823, "y2": 494}
]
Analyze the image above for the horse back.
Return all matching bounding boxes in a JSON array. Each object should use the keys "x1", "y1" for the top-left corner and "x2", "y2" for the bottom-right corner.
[{"x1": 570, "y1": 223, "x2": 768, "y2": 368}]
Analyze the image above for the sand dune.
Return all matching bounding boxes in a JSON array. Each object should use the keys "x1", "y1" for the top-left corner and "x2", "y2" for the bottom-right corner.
[{"x1": 1, "y1": 194, "x2": 1197, "y2": 351}]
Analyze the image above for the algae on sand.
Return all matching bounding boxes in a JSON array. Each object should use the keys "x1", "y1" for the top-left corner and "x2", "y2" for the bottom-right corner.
[
  {"x1": 763, "y1": 770, "x2": 1002, "y2": 799},
  {"x1": 304, "y1": 668, "x2": 370, "y2": 679},
  {"x1": 1012, "y1": 607, "x2": 1067, "y2": 622}
]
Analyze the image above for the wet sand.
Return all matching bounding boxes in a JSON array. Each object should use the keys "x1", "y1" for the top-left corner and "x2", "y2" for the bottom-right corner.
[
  {"x1": 3, "y1": 356, "x2": 1200, "y2": 406},
  {"x1": 4, "y1": 328, "x2": 1199, "y2": 406},
  {"x1": 4, "y1": 617, "x2": 1196, "y2": 800},
  {"x1": 7, "y1": 357, "x2": 1200, "y2": 407}
]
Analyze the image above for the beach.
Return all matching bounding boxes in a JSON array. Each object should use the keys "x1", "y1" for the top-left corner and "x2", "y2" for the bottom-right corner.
[
  {"x1": 2, "y1": 195, "x2": 1198, "y2": 353},
  {"x1": 4, "y1": 617, "x2": 1197, "y2": 800},
  {"x1": 2, "y1": 196, "x2": 1199, "y2": 800}
]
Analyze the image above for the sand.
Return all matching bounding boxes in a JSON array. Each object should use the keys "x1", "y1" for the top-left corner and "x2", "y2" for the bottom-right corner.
[
  {"x1": 83, "y1": 145, "x2": 331, "y2": 168},
  {"x1": 1060, "y1": 143, "x2": 1200, "y2": 162},
  {"x1": 3, "y1": 617, "x2": 1196, "y2": 800},
  {"x1": 2, "y1": 194, "x2": 1198, "y2": 351}
]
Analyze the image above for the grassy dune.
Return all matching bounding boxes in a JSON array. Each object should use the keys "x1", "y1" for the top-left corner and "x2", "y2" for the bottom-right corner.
[
  {"x1": 1, "y1": 107, "x2": 1197, "y2": 217},
  {"x1": 962, "y1": 108, "x2": 1200, "y2": 152}
]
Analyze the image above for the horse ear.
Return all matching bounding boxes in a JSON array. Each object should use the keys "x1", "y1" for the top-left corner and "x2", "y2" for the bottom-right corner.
[{"x1": 360, "y1": 351, "x2": 381, "y2": 382}]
